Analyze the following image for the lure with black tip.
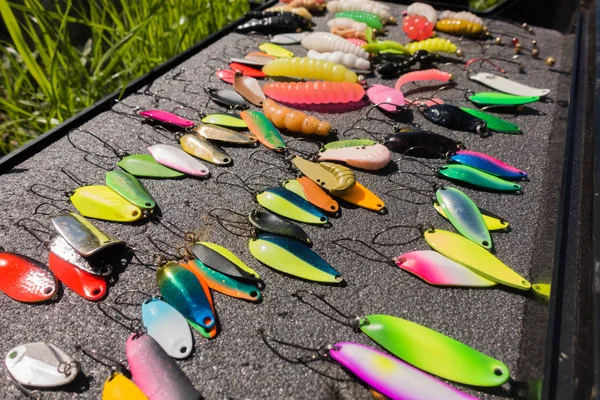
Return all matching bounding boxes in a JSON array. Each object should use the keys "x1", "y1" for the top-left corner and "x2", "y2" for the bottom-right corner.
[
  {"x1": 188, "y1": 243, "x2": 260, "y2": 282},
  {"x1": 422, "y1": 104, "x2": 488, "y2": 136},
  {"x1": 249, "y1": 210, "x2": 312, "y2": 245},
  {"x1": 383, "y1": 130, "x2": 462, "y2": 158},
  {"x1": 205, "y1": 88, "x2": 249, "y2": 110}
]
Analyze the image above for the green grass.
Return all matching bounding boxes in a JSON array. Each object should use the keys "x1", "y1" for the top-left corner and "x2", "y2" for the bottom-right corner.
[{"x1": 0, "y1": 0, "x2": 249, "y2": 155}]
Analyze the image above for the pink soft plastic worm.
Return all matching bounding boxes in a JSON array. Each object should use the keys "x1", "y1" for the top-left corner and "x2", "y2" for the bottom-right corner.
[
  {"x1": 394, "y1": 69, "x2": 452, "y2": 106},
  {"x1": 262, "y1": 81, "x2": 365, "y2": 104},
  {"x1": 346, "y1": 38, "x2": 367, "y2": 46}
]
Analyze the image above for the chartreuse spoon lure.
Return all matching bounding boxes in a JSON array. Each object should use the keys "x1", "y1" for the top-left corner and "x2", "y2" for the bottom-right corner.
[
  {"x1": 434, "y1": 202, "x2": 509, "y2": 231},
  {"x1": 438, "y1": 164, "x2": 522, "y2": 192},
  {"x1": 259, "y1": 43, "x2": 294, "y2": 58},
  {"x1": 249, "y1": 233, "x2": 342, "y2": 283},
  {"x1": 240, "y1": 110, "x2": 286, "y2": 151},
  {"x1": 293, "y1": 291, "x2": 508, "y2": 386},
  {"x1": 257, "y1": 187, "x2": 329, "y2": 225},
  {"x1": 468, "y1": 92, "x2": 539, "y2": 106},
  {"x1": 322, "y1": 139, "x2": 377, "y2": 150},
  {"x1": 105, "y1": 170, "x2": 156, "y2": 210},
  {"x1": 201, "y1": 113, "x2": 248, "y2": 129},
  {"x1": 141, "y1": 297, "x2": 193, "y2": 359},
  {"x1": 460, "y1": 108, "x2": 522, "y2": 133},
  {"x1": 156, "y1": 261, "x2": 215, "y2": 329},
  {"x1": 118, "y1": 154, "x2": 184, "y2": 179},
  {"x1": 187, "y1": 259, "x2": 262, "y2": 302},
  {"x1": 70, "y1": 186, "x2": 144, "y2": 222},
  {"x1": 188, "y1": 242, "x2": 260, "y2": 281}
]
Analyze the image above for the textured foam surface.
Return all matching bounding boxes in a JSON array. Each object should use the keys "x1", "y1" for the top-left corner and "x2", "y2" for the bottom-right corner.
[{"x1": 0, "y1": 3, "x2": 573, "y2": 399}]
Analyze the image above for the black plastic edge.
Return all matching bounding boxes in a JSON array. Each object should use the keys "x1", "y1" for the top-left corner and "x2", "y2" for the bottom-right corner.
[
  {"x1": 0, "y1": 0, "x2": 278, "y2": 175},
  {"x1": 592, "y1": 0, "x2": 600, "y2": 397}
]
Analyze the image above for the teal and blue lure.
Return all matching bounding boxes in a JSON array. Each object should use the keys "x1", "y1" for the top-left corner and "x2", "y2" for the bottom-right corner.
[
  {"x1": 141, "y1": 297, "x2": 193, "y2": 359},
  {"x1": 256, "y1": 187, "x2": 329, "y2": 225},
  {"x1": 438, "y1": 164, "x2": 522, "y2": 193},
  {"x1": 156, "y1": 262, "x2": 215, "y2": 329},
  {"x1": 449, "y1": 150, "x2": 527, "y2": 181},
  {"x1": 187, "y1": 259, "x2": 262, "y2": 302}
]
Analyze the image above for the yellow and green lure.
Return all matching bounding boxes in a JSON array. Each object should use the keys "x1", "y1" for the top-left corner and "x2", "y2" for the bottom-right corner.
[
  {"x1": 256, "y1": 187, "x2": 329, "y2": 225},
  {"x1": 405, "y1": 38, "x2": 458, "y2": 55},
  {"x1": 262, "y1": 57, "x2": 358, "y2": 83},
  {"x1": 105, "y1": 170, "x2": 156, "y2": 210},
  {"x1": 362, "y1": 40, "x2": 409, "y2": 55},
  {"x1": 258, "y1": 43, "x2": 294, "y2": 58},
  {"x1": 70, "y1": 185, "x2": 143, "y2": 222}
]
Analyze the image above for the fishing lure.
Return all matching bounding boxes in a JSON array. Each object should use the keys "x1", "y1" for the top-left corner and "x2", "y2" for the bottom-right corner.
[
  {"x1": 460, "y1": 108, "x2": 522, "y2": 133},
  {"x1": 292, "y1": 156, "x2": 356, "y2": 195},
  {"x1": 105, "y1": 170, "x2": 156, "y2": 210},
  {"x1": 436, "y1": 19, "x2": 484, "y2": 36},
  {"x1": 450, "y1": 150, "x2": 527, "y2": 180},
  {"x1": 261, "y1": 81, "x2": 365, "y2": 104},
  {"x1": 249, "y1": 210, "x2": 313, "y2": 245},
  {"x1": 327, "y1": 17, "x2": 369, "y2": 33},
  {"x1": 156, "y1": 261, "x2": 215, "y2": 329},
  {"x1": 205, "y1": 88, "x2": 249, "y2": 109},
  {"x1": 243, "y1": 51, "x2": 276, "y2": 65},
  {"x1": 422, "y1": 104, "x2": 488, "y2": 136},
  {"x1": 201, "y1": 113, "x2": 248, "y2": 129},
  {"x1": 383, "y1": 130, "x2": 463, "y2": 157},
  {"x1": 141, "y1": 297, "x2": 194, "y2": 359},
  {"x1": 138, "y1": 109, "x2": 195, "y2": 129},
  {"x1": 126, "y1": 333, "x2": 201, "y2": 400},
  {"x1": 233, "y1": 72, "x2": 266, "y2": 107},
  {"x1": 70, "y1": 185, "x2": 144, "y2": 222},
  {"x1": 468, "y1": 92, "x2": 540, "y2": 106},
  {"x1": 395, "y1": 69, "x2": 453, "y2": 92},
  {"x1": 180, "y1": 134, "x2": 232, "y2": 166},
  {"x1": 285, "y1": 0, "x2": 325, "y2": 12},
  {"x1": 283, "y1": 177, "x2": 340, "y2": 213},
  {"x1": 301, "y1": 32, "x2": 369, "y2": 60},
  {"x1": 258, "y1": 43, "x2": 294, "y2": 58},
  {"x1": 0, "y1": 252, "x2": 57, "y2": 303},
  {"x1": 257, "y1": 187, "x2": 329, "y2": 225},
  {"x1": 240, "y1": 110, "x2": 286, "y2": 151},
  {"x1": 187, "y1": 242, "x2": 260, "y2": 281},
  {"x1": 263, "y1": 99, "x2": 332, "y2": 136},
  {"x1": 366, "y1": 84, "x2": 406, "y2": 112},
  {"x1": 439, "y1": 10, "x2": 483, "y2": 25},
  {"x1": 262, "y1": 57, "x2": 359, "y2": 83},
  {"x1": 148, "y1": 144, "x2": 210, "y2": 177},
  {"x1": 118, "y1": 154, "x2": 185, "y2": 179},
  {"x1": 229, "y1": 58, "x2": 268, "y2": 70},
  {"x1": 264, "y1": 5, "x2": 312, "y2": 21},
  {"x1": 216, "y1": 69, "x2": 236, "y2": 83},
  {"x1": 438, "y1": 164, "x2": 522, "y2": 192},
  {"x1": 403, "y1": 15, "x2": 434, "y2": 41},
  {"x1": 249, "y1": 234, "x2": 342, "y2": 283},
  {"x1": 176, "y1": 266, "x2": 218, "y2": 339},
  {"x1": 229, "y1": 62, "x2": 266, "y2": 78},
  {"x1": 5, "y1": 342, "x2": 79, "y2": 389},
  {"x1": 50, "y1": 213, "x2": 124, "y2": 256},
  {"x1": 322, "y1": 139, "x2": 377, "y2": 150},
  {"x1": 238, "y1": 13, "x2": 311, "y2": 34},
  {"x1": 335, "y1": 11, "x2": 383, "y2": 30},
  {"x1": 468, "y1": 72, "x2": 550, "y2": 97},
  {"x1": 194, "y1": 123, "x2": 256, "y2": 145},
  {"x1": 363, "y1": 40, "x2": 409, "y2": 54},
  {"x1": 375, "y1": 50, "x2": 433, "y2": 78},
  {"x1": 405, "y1": 38, "x2": 458, "y2": 55},
  {"x1": 102, "y1": 371, "x2": 148, "y2": 400},
  {"x1": 327, "y1": 0, "x2": 393, "y2": 24},
  {"x1": 307, "y1": 50, "x2": 371, "y2": 70},
  {"x1": 269, "y1": 32, "x2": 310, "y2": 45},
  {"x1": 336, "y1": 180, "x2": 386, "y2": 212},
  {"x1": 396, "y1": 250, "x2": 497, "y2": 287},
  {"x1": 433, "y1": 203, "x2": 509, "y2": 231},
  {"x1": 316, "y1": 144, "x2": 392, "y2": 171},
  {"x1": 346, "y1": 37, "x2": 367, "y2": 46},
  {"x1": 187, "y1": 259, "x2": 262, "y2": 302},
  {"x1": 406, "y1": 2, "x2": 437, "y2": 24},
  {"x1": 330, "y1": 26, "x2": 367, "y2": 40}
]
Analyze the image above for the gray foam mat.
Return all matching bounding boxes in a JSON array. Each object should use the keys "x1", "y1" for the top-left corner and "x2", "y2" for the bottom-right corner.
[{"x1": 0, "y1": 3, "x2": 573, "y2": 399}]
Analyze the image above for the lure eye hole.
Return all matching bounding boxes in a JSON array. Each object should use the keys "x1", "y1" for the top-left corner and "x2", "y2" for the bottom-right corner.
[
  {"x1": 482, "y1": 240, "x2": 489, "y2": 247},
  {"x1": 8, "y1": 351, "x2": 17, "y2": 359},
  {"x1": 180, "y1": 346, "x2": 188, "y2": 354},
  {"x1": 397, "y1": 257, "x2": 407, "y2": 264},
  {"x1": 377, "y1": 203, "x2": 383, "y2": 208},
  {"x1": 250, "y1": 291, "x2": 258, "y2": 298},
  {"x1": 43, "y1": 286, "x2": 54, "y2": 295},
  {"x1": 132, "y1": 210, "x2": 139, "y2": 217},
  {"x1": 334, "y1": 275, "x2": 343, "y2": 282},
  {"x1": 145, "y1": 202, "x2": 152, "y2": 207},
  {"x1": 522, "y1": 280, "x2": 529, "y2": 286},
  {"x1": 91, "y1": 288, "x2": 102, "y2": 296},
  {"x1": 330, "y1": 205, "x2": 336, "y2": 210},
  {"x1": 223, "y1": 158, "x2": 230, "y2": 163},
  {"x1": 320, "y1": 217, "x2": 327, "y2": 222},
  {"x1": 203, "y1": 317, "x2": 213, "y2": 326},
  {"x1": 513, "y1": 185, "x2": 519, "y2": 189},
  {"x1": 493, "y1": 368, "x2": 504, "y2": 376},
  {"x1": 201, "y1": 170, "x2": 208, "y2": 174}
]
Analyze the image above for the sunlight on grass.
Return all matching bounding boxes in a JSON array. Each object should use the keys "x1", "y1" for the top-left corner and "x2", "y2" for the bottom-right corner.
[{"x1": 0, "y1": 0, "x2": 249, "y2": 155}]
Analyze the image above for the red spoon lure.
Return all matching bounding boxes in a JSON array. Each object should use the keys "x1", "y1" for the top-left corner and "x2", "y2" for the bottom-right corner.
[{"x1": 0, "y1": 252, "x2": 58, "y2": 303}]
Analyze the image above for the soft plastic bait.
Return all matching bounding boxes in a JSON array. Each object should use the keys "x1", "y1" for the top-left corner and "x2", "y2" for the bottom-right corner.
[
  {"x1": 323, "y1": 139, "x2": 377, "y2": 150},
  {"x1": 240, "y1": 110, "x2": 286, "y2": 151},
  {"x1": 406, "y1": 2, "x2": 437, "y2": 24},
  {"x1": 51, "y1": 212, "x2": 124, "y2": 257},
  {"x1": 436, "y1": 19, "x2": 484, "y2": 36},
  {"x1": 439, "y1": 164, "x2": 522, "y2": 192},
  {"x1": 238, "y1": 12, "x2": 311, "y2": 34},
  {"x1": 439, "y1": 10, "x2": 484, "y2": 26},
  {"x1": 331, "y1": 26, "x2": 367, "y2": 40},
  {"x1": 468, "y1": 92, "x2": 540, "y2": 106},
  {"x1": 283, "y1": 177, "x2": 340, "y2": 213},
  {"x1": 394, "y1": 68, "x2": 453, "y2": 92},
  {"x1": 0, "y1": 252, "x2": 57, "y2": 303},
  {"x1": 262, "y1": 81, "x2": 365, "y2": 104},
  {"x1": 6, "y1": 342, "x2": 79, "y2": 389},
  {"x1": 468, "y1": 72, "x2": 550, "y2": 97},
  {"x1": 403, "y1": 14, "x2": 434, "y2": 41},
  {"x1": 157, "y1": 261, "x2": 215, "y2": 329},
  {"x1": 105, "y1": 170, "x2": 156, "y2": 210},
  {"x1": 334, "y1": 180, "x2": 385, "y2": 212},
  {"x1": 233, "y1": 71, "x2": 266, "y2": 106},
  {"x1": 363, "y1": 40, "x2": 409, "y2": 54},
  {"x1": 141, "y1": 297, "x2": 193, "y2": 359},
  {"x1": 383, "y1": 130, "x2": 463, "y2": 157},
  {"x1": 149, "y1": 144, "x2": 210, "y2": 177},
  {"x1": 118, "y1": 154, "x2": 184, "y2": 178},
  {"x1": 366, "y1": 84, "x2": 406, "y2": 112},
  {"x1": 249, "y1": 210, "x2": 312, "y2": 245},
  {"x1": 301, "y1": 32, "x2": 369, "y2": 60},
  {"x1": 450, "y1": 150, "x2": 527, "y2": 180},
  {"x1": 262, "y1": 99, "x2": 332, "y2": 136},
  {"x1": 434, "y1": 203, "x2": 509, "y2": 231},
  {"x1": 306, "y1": 49, "x2": 371, "y2": 70},
  {"x1": 187, "y1": 259, "x2": 261, "y2": 302},
  {"x1": 436, "y1": 186, "x2": 492, "y2": 249},
  {"x1": 346, "y1": 37, "x2": 367, "y2": 46},
  {"x1": 327, "y1": 17, "x2": 368, "y2": 33},
  {"x1": 335, "y1": 11, "x2": 383, "y2": 30},
  {"x1": 422, "y1": 104, "x2": 488, "y2": 136},
  {"x1": 180, "y1": 134, "x2": 232, "y2": 166},
  {"x1": 285, "y1": 0, "x2": 325, "y2": 12},
  {"x1": 70, "y1": 185, "x2": 143, "y2": 222},
  {"x1": 270, "y1": 32, "x2": 310, "y2": 45},
  {"x1": 258, "y1": 43, "x2": 294, "y2": 58},
  {"x1": 317, "y1": 144, "x2": 392, "y2": 171},
  {"x1": 201, "y1": 113, "x2": 247, "y2": 129},
  {"x1": 396, "y1": 250, "x2": 496, "y2": 287},
  {"x1": 249, "y1": 233, "x2": 342, "y2": 283},
  {"x1": 188, "y1": 242, "x2": 260, "y2": 281},
  {"x1": 406, "y1": 38, "x2": 457, "y2": 54},
  {"x1": 205, "y1": 87, "x2": 249, "y2": 109},
  {"x1": 193, "y1": 123, "x2": 257, "y2": 145},
  {"x1": 138, "y1": 109, "x2": 195, "y2": 129},
  {"x1": 460, "y1": 108, "x2": 521, "y2": 133},
  {"x1": 375, "y1": 50, "x2": 433, "y2": 78},
  {"x1": 262, "y1": 57, "x2": 358, "y2": 83},
  {"x1": 257, "y1": 186, "x2": 329, "y2": 225},
  {"x1": 292, "y1": 156, "x2": 356, "y2": 195},
  {"x1": 327, "y1": 0, "x2": 393, "y2": 24},
  {"x1": 265, "y1": 5, "x2": 312, "y2": 21},
  {"x1": 424, "y1": 228, "x2": 531, "y2": 290},
  {"x1": 126, "y1": 333, "x2": 201, "y2": 400}
]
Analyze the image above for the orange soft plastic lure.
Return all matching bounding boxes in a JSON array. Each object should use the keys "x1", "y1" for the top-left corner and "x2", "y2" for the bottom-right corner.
[
  {"x1": 335, "y1": 181, "x2": 385, "y2": 212},
  {"x1": 262, "y1": 99, "x2": 332, "y2": 136},
  {"x1": 0, "y1": 252, "x2": 58, "y2": 303}
]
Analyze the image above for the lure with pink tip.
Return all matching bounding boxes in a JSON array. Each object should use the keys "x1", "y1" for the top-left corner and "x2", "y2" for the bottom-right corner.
[
  {"x1": 216, "y1": 69, "x2": 235, "y2": 84},
  {"x1": 366, "y1": 84, "x2": 406, "y2": 112},
  {"x1": 317, "y1": 144, "x2": 392, "y2": 171},
  {"x1": 346, "y1": 38, "x2": 367, "y2": 46},
  {"x1": 148, "y1": 144, "x2": 210, "y2": 177},
  {"x1": 138, "y1": 110, "x2": 195, "y2": 129},
  {"x1": 394, "y1": 69, "x2": 452, "y2": 106},
  {"x1": 395, "y1": 250, "x2": 496, "y2": 287}
]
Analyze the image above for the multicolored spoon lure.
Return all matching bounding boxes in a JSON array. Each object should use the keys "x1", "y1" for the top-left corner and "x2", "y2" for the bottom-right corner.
[
  {"x1": 50, "y1": 212, "x2": 125, "y2": 257},
  {"x1": 283, "y1": 177, "x2": 340, "y2": 213},
  {"x1": 395, "y1": 250, "x2": 496, "y2": 287},
  {"x1": 179, "y1": 261, "x2": 219, "y2": 340},
  {"x1": 327, "y1": 342, "x2": 477, "y2": 400},
  {"x1": 102, "y1": 372, "x2": 148, "y2": 400},
  {"x1": 435, "y1": 186, "x2": 492, "y2": 249},
  {"x1": 201, "y1": 113, "x2": 248, "y2": 129},
  {"x1": 126, "y1": 333, "x2": 201, "y2": 400},
  {"x1": 257, "y1": 187, "x2": 329, "y2": 225},
  {"x1": 188, "y1": 242, "x2": 260, "y2": 281},
  {"x1": 240, "y1": 110, "x2": 286, "y2": 151},
  {"x1": 449, "y1": 150, "x2": 527, "y2": 180},
  {"x1": 468, "y1": 92, "x2": 540, "y2": 106},
  {"x1": 249, "y1": 210, "x2": 313, "y2": 245},
  {"x1": 433, "y1": 203, "x2": 509, "y2": 231},
  {"x1": 249, "y1": 233, "x2": 343, "y2": 283},
  {"x1": 156, "y1": 261, "x2": 215, "y2": 329},
  {"x1": 70, "y1": 185, "x2": 143, "y2": 222},
  {"x1": 117, "y1": 154, "x2": 185, "y2": 179},
  {"x1": 438, "y1": 164, "x2": 522, "y2": 192},
  {"x1": 105, "y1": 170, "x2": 156, "y2": 210},
  {"x1": 0, "y1": 252, "x2": 57, "y2": 303},
  {"x1": 460, "y1": 108, "x2": 521, "y2": 134},
  {"x1": 5, "y1": 342, "x2": 79, "y2": 388},
  {"x1": 148, "y1": 144, "x2": 210, "y2": 177},
  {"x1": 424, "y1": 228, "x2": 531, "y2": 290},
  {"x1": 188, "y1": 259, "x2": 262, "y2": 302},
  {"x1": 141, "y1": 297, "x2": 193, "y2": 359}
]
